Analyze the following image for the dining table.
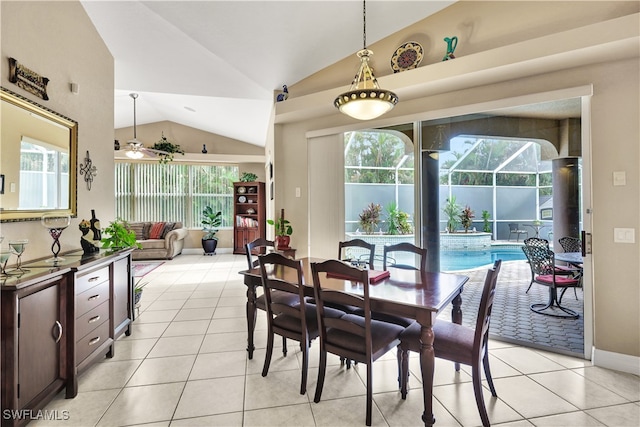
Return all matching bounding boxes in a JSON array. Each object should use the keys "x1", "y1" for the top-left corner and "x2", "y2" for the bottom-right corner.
[
  {"x1": 240, "y1": 257, "x2": 469, "y2": 427},
  {"x1": 554, "y1": 251, "x2": 583, "y2": 267}
]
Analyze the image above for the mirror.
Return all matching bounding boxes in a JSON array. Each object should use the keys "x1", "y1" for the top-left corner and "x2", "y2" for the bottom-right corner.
[{"x1": 0, "y1": 87, "x2": 77, "y2": 222}]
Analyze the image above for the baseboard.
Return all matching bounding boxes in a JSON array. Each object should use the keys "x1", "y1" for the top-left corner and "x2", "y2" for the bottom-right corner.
[
  {"x1": 592, "y1": 347, "x2": 640, "y2": 375},
  {"x1": 182, "y1": 248, "x2": 233, "y2": 255}
]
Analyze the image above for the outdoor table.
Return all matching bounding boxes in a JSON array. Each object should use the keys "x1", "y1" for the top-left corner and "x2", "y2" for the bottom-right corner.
[
  {"x1": 555, "y1": 251, "x2": 583, "y2": 267},
  {"x1": 240, "y1": 257, "x2": 469, "y2": 427}
]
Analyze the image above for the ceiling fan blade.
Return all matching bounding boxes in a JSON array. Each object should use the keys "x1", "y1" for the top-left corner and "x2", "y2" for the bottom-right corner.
[{"x1": 145, "y1": 147, "x2": 169, "y2": 155}]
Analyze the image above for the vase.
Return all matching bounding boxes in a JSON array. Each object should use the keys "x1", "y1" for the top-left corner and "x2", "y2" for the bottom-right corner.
[{"x1": 275, "y1": 236, "x2": 290, "y2": 250}]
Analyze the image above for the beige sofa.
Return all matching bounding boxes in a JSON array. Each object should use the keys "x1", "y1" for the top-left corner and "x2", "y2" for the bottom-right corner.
[{"x1": 127, "y1": 221, "x2": 189, "y2": 260}]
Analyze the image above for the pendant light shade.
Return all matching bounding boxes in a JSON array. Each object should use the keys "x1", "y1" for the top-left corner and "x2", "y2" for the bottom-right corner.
[{"x1": 334, "y1": 1, "x2": 398, "y2": 120}]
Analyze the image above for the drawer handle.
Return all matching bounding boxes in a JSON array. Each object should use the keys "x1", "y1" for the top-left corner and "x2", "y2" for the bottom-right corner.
[
  {"x1": 88, "y1": 315, "x2": 101, "y2": 324},
  {"x1": 88, "y1": 337, "x2": 101, "y2": 346},
  {"x1": 88, "y1": 276, "x2": 100, "y2": 282},
  {"x1": 88, "y1": 294, "x2": 100, "y2": 301},
  {"x1": 52, "y1": 321, "x2": 63, "y2": 343}
]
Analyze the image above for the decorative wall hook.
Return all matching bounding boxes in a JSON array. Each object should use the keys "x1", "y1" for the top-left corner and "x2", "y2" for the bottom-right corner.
[{"x1": 79, "y1": 150, "x2": 97, "y2": 190}]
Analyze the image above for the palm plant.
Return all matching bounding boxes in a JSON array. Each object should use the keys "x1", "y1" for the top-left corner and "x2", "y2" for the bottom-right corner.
[{"x1": 442, "y1": 196, "x2": 461, "y2": 233}]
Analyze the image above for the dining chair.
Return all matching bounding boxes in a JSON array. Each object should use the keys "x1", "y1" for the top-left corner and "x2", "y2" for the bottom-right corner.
[
  {"x1": 397, "y1": 260, "x2": 502, "y2": 427},
  {"x1": 383, "y1": 242, "x2": 427, "y2": 272},
  {"x1": 246, "y1": 238, "x2": 298, "y2": 356},
  {"x1": 558, "y1": 236, "x2": 582, "y2": 254},
  {"x1": 521, "y1": 246, "x2": 580, "y2": 319},
  {"x1": 258, "y1": 253, "x2": 345, "y2": 395},
  {"x1": 522, "y1": 237, "x2": 578, "y2": 294},
  {"x1": 311, "y1": 259, "x2": 404, "y2": 426},
  {"x1": 508, "y1": 223, "x2": 528, "y2": 241},
  {"x1": 338, "y1": 238, "x2": 376, "y2": 269}
]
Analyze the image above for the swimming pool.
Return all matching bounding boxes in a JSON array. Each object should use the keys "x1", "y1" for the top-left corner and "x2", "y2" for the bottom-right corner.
[{"x1": 440, "y1": 246, "x2": 526, "y2": 271}]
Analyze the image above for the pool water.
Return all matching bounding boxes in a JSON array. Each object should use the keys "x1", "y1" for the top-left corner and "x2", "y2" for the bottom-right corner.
[{"x1": 440, "y1": 246, "x2": 526, "y2": 271}]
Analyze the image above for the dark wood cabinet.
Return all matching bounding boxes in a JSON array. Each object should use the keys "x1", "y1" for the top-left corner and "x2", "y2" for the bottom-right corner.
[
  {"x1": 1, "y1": 249, "x2": 133, "y2": 426},
  {"x1": 233, "y1": 181, "x2": 265, "y2": 254}
]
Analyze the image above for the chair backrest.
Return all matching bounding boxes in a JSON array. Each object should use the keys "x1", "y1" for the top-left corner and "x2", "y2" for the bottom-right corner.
[
  {"x1": 258, "y1": 252, "x2": 309, "y2": 334},
  {"x1": 311, "y1": 259, "x2": 372, "y2": 363},
  {"x1": 473, "y1": 260, "x2": 502, "y2": 357},
  {"x1": 521, "y1": 245, "x2": 555, "y2": 276},
  {"x1": 383, "y1": 242, "x2": 427, "y2": 271},
  {"x1": 508, "y1": 223, "x2": 522, "y2": 232},
  {"x1": 245, "y1": 237, "x2": 275, "y2": 269},
  {"x1": 524, "y1": 237, "x2": 550, "y2": 249},
  {"x1": 558, "y1": 236, "x2": 581, "y2": 253},
  {"x1": 338, "y1": 239, "x2": 375, "y2": 269}
]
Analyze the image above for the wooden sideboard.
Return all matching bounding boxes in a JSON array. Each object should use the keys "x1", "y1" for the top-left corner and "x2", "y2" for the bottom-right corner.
[{"x1": 1, "y1": 249, "x2": 133, "y2": 427}]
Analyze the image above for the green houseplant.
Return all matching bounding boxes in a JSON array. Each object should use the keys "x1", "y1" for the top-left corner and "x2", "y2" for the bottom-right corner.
[
  {"x1": 101, "y1": 219, "x2": 141, "y2": 250},
  {"x1": 442, "y1": 196, "x2": 461, "y2": 233},
  {"x1": 239, "y1": 172, "x2": 258, "y2": 182},
  {"x1": 202, "y1": 206, "x2": 222, "y2": 255},
  {"x1": 152, "y1": 133, "x2": 185, "y2": 164},
  {"x1": 267, "y1": 216, "x2": 293, "y2": 250},
  {"x1": 359, "y1": 203, "x2": 382, "y2": 234}
]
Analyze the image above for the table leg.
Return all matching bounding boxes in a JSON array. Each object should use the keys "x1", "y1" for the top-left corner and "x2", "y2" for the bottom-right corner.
[
  {"x1": 245, "y1": 281, "x2": 257, "y2": 359},
  {"x1": 419, "y1": 317, "x2": 436, "y2": 427}
]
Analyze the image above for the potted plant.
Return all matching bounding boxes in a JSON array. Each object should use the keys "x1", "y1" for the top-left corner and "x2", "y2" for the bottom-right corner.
[
  {"x1": 239, "y1": 172, "x2": 258, "y2": 182},
  {"x1": 101, "y1": 219, "x2": 141, "y2": 250},
  {"x1": 359, "y1": 203, "x2": 382, "y2": 234},
  {"x1": 202, "y1": 206, "x2": 222, "y2": 255},
  {"x1": 385, "y1": 202, "x2": 413, "y2": 235},
  {"x1": 134, "y1": 277, "x2": 148, "y2": 305},
  {"x1": 459, "y1": 205, "x2": 475, "y2": 232},
  {"x1": 267, "y1": 213, "x2": 293, "y2": 250},
  {"x1": 482, "y1": 210, "x2": 492, "y2": 233},
  {"x1": 152, "y1": 133, "x2": 185, "y2": 164},
  {"x1": 442, "y1": 196, "x2": 461, "y2": 233}
]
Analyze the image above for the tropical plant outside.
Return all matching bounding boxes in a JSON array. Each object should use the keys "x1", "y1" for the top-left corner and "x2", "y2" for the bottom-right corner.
[
  {"x1": 443, "y1": 196, "x2": 461, "y2": 233},
  {"x1": 482, "y1": 210, "x2": 492, "y2": 233},
  {"x1": 359, "y1": 203, "x2": 382, "y2": 234},
  {"x1": 385, "y1": 202, "x2": 413, "y2": 235},
  {"x1": 459, "y1": 205, "x2": 475, "y2": 232}
]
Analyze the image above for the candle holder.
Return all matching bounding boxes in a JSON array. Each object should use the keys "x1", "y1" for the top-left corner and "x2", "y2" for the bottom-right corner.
[
  {"x1": 7, "y1": 240, "x2": 28, "y2": 274},
  {"x1": 41, "y1": 214, "x2": 71, "y2": 264}
]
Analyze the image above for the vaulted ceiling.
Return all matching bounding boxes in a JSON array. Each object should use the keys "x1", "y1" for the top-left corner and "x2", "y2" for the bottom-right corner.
[{"x1": 81, "y1": 1, "x2": 456, "y2": 147}]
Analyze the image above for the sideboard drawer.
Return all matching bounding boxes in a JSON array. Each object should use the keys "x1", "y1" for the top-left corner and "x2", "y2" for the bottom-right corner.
[
  {"x1": 76, "y1": 319, "x2": 110, "y2": 364},
  {"x1": 76, "y1": 300, "x2": 110, "y2": 342},
  {"x1": 76, "y1": 280, "x2": 110, "y2": 317},
  {"x1": 75, "y1": 266, "x2": 110, "y2": 295}
]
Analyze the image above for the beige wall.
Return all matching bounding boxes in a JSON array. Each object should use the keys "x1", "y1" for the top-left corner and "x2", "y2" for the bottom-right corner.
[
  {"x1": 1, "y1": 1, "x2": 114, "y2": 263},
  {"x1": 275, "y1": 2, "x2": 640, "y2": 366}
]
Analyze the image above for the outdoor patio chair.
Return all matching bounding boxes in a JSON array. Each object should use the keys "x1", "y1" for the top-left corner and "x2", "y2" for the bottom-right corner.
[
  {"x1": 521, "y1": 246, "x2": 580, "y2": 319},
  {"x1": 338, "y1": 238, "x2": 376, "y2": 269},
  {"x1": 508, "y1": 223, "x2": 528, "y2": 241},
  {"x1": 397, "y1": 260, "x2": 502, "y2": 427},
  {"x1": 311, "y1": 259, "x2": 404, "y2": 426},
  {"x1": 557, "y1": 236, "x2": 583, "y2": 300}
]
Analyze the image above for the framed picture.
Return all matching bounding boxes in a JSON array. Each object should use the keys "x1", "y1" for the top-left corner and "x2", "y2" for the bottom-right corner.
[
  {"x1": 540, "y1": 208, "x2": 553, "y2": 220},
  {"x1": 0, "y1": 174, "x2": 4, "y2": 194}
]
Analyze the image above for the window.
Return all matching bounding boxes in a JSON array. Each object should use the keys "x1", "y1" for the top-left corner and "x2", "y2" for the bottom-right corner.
[
  {"x1": 19, "y1": 137, "x2": 69, "y2": 209},
  {"x1": 115, "y1": 162, "x2": 238, "y2": 228}
]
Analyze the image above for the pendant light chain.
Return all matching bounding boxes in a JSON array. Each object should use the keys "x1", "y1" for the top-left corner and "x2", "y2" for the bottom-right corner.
[{"x1": 362, "y1": 0, "x2": 367, "y2": 49}]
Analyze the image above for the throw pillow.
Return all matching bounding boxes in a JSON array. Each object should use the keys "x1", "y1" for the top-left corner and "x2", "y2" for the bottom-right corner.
[
  {"x1": 142, "y1": 222, "x2": 152, "y2": 240},
  {"x1": 160, "y1": 222, "x2": 176, "y2": 239},
  {"x1": 128, "y1": 223, "x2": 147, "y2": 241},
  {"x1": 149, "y1": 222, "x2": 166, "y2": 239}
]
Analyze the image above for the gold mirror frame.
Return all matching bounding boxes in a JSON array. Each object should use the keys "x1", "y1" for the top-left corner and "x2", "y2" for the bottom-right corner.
[{"x1": 0, "y1": 87, "x2": 77, "y2": 222}]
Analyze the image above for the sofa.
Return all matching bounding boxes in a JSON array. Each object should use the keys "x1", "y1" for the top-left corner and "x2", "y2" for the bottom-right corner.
[{"x1": 127, "y1": 221, "x2": 189, "y2": 260}]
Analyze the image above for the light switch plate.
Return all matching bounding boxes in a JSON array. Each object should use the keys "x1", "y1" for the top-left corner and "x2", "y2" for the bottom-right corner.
[
  {"x1": 614, "y1": 228, "x2": 635, "y2": 243},
  {"x1": 613, "y1": 171, "x2": 626, "y2": 186}
]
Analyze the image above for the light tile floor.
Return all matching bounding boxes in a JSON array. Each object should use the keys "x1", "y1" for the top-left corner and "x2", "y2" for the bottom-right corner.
[{"x1": 35, "y1": 254, "x2": 639, "y2": 427}]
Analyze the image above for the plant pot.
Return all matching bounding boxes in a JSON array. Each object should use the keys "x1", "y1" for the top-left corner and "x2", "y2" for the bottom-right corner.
[
  {"x1": 134, "y1": 289, "x2": 143, "y2": 305},
  {"x1": 275, "y1": 236, "x2": 290, "y2": 250},
  {"x1": 202, "y1": 238, "x2": 218, "y2": 255}
]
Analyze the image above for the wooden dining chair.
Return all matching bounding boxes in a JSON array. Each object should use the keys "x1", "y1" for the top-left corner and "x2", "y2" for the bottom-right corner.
[
  {"x1": 383, "y1": 242, "x2": 427, "y2": 271},
  {"x1": 246, "y1": 238, "x2": 297, "y2": 356},
  {"x1": 311, "y1": 259, "x2": 404, "y2": 426},
  {"x1": 522, "y1": 246, "x2": 580, "y2": 319},
  {"x1": 338, "y1": 238, "x2": 375, "y2": 269},
  {"x1": 258, "y1": 253, "x2": 345, "y2": 395},
  {"x1": 397, "y1": 260, "x2": 502, "y2": 427}
]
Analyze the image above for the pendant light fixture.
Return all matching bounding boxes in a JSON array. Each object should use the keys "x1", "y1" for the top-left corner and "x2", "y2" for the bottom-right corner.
[
  {"x1": 126, "y1": 93, "x2": 144, "y2": 159},
  {"x1": 334, "y1": 0, "x2": 398, "y2": 120}
]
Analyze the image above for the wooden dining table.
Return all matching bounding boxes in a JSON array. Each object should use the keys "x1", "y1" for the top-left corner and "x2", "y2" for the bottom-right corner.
[{"x1": 240, "y1": 257, "x2": 469, "y2": 427}]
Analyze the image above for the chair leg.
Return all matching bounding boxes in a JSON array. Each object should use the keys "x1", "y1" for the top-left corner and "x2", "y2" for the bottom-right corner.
[
  {"x1": 366, "y1": 362, "x2": 373, "y2": 426},
  {"x1": 314, "y1": 350, "x2": 327, "y2": 403},
  {"x1": 282, "y1": 336, "x2": 287, "y2": 356},
  {"x1": 398, "y1": 347, "x2": 410, "y2": 399},
  {"x1": 262, "y1": 330, "x2": 274, "y2": 377},
  {"x1": 482, "y1": 348, "x2": 497, "y2": 397},
  {"x1": 300, "y1": 341, "x2": 309, "y2": 395},
  {"x1": 472, "y1": 362, "x2": 491, "y2": 427}
]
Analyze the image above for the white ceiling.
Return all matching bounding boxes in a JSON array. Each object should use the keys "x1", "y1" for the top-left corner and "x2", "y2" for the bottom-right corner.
[{"x1": 81, "y1": 1, "x2": 456, "y2": 147}]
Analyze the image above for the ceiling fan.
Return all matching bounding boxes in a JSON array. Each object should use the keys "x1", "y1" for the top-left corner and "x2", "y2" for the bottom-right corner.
[{"x1": 121, "y1": 93, "x2": 169, "y2": 159}]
